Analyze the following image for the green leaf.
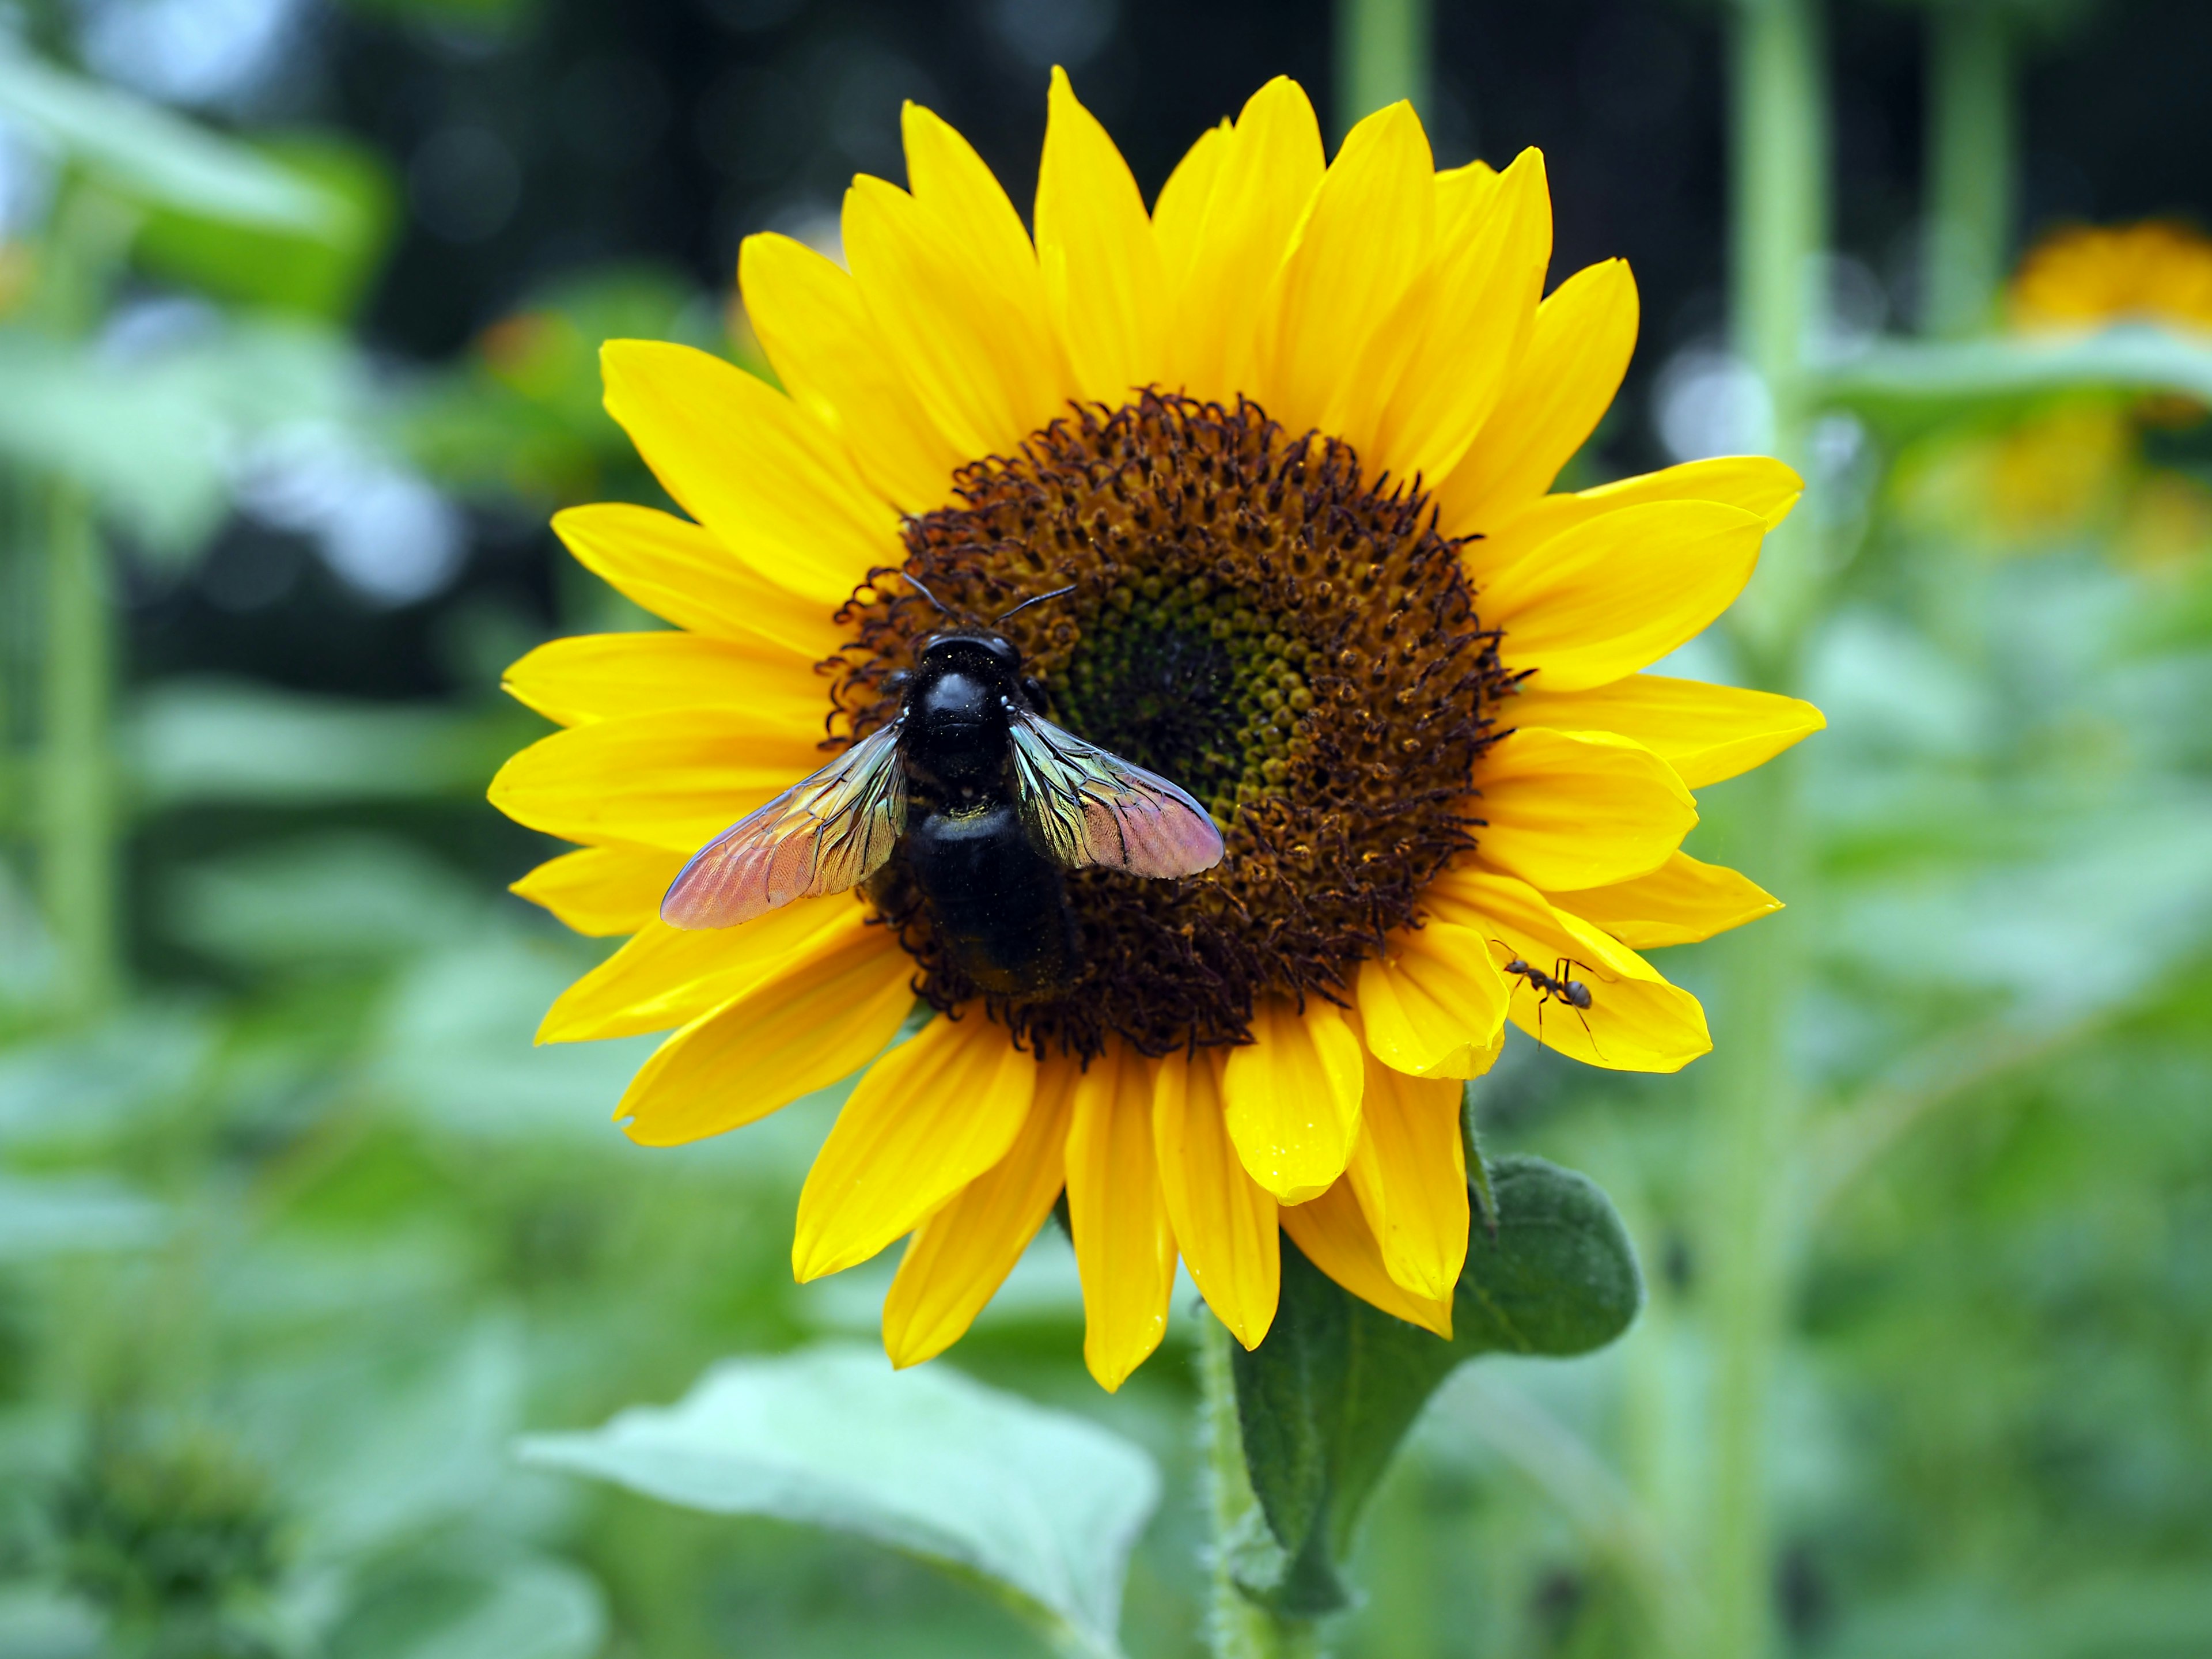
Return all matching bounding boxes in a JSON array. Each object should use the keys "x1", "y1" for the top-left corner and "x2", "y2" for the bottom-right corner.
[
  {"x1": 133, "y1": 134, "x2": 399, "y2": 319},
  {"x1": 0, "y1": 48, "x2": 343, "y2": 233},
  {"x1": 1816, "y1": 325, "x2": 2212, "y2": 435},
  {"x1": 517, "y1": 1346, "x2": 1160, "y2": 1659},
  {"x1": 325, "y1": 1554, "x2": 605, "y2": 1659},
  {"x1": 1450, "y1": 1155, "x2": 1647, "y2": 1356},
  {"x1": 0, "y1": 1174, "x2": 164, "y2": 1257},
  {"x1": 165, "y1": 835, "x2": 485, "y2": 969},
  {"x1": 0, "y1": 321, "x2": 368, "y2": 559},
  {"x1": 334, "y1": 0, "x2": 541, "y2": 30},
  {"x1": 0, "y1": 1008, "x2": 215, "y2": 1146},
  {"x1": 128, "y1": 680, "x2": 531, "y2": 808},
  {"x1": 381, "y1": 1560, "x2": 604, "y2": 1659},
  {"x1": 1228, "y1": 1153, "x2": 1642, "y2": 1615},
  {"x1": 0, "y1": 1586, "x2": 101, "y2": 1659}
]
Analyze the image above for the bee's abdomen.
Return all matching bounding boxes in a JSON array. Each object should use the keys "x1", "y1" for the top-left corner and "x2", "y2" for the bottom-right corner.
[{"x1": 906, "y1": 803, "x2": 1080, "y2": 999}]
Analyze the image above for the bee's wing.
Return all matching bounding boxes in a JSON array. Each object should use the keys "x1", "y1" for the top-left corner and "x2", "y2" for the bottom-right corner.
[
  {"x1": 661, "y1": 720, "x2": 908, "y2": 928},
  {"x1": 1006, "y1": 707, "x2": 1226, "y2": 878}
]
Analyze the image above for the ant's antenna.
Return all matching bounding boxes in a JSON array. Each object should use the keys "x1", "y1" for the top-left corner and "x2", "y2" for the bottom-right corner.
[
  {"x1": 899, "y1": 573, "x2": 952, "y2": 616},
  {"x1": 994, "y1": 583, "x2": 1077, "y2": 624}
]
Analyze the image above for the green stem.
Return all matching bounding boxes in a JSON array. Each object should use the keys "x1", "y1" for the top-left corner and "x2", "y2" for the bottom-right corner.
[
  {"x1": 1335, "y1": 0, "x2": 1431, "y2": 132},
  {"x1": 1710, "y1": 2, "x2": 1830, "y2": 1657},
  {"x1": 38, "y1": 478, "x2": 119, "y2": 1021},
  {"x1": 1728, "y1": 0, "x2": 1829, "y2": 662},
  {"x1": 1199, "y1": 1316, "x2": 1321, "y2": 1659},
  {"x1": 28, "y1": 180, "x2": 135, "y2": 1022},
  {"x1": 1923, "y1": 1, "x2": 2015, "y2": 336},
  {"x1": 1701, "y1": 759, "x2": 1808, "y2": 1659}
]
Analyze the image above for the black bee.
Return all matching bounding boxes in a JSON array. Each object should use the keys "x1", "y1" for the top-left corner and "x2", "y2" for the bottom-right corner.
[{"x1": 660, "y1": 584, "x2": 1225, "y2": 998}]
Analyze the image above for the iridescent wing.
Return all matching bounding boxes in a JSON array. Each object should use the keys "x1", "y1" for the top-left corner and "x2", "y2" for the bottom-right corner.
[
  {"x1": 661, "y1": 720, "x2": 908, "y2": 928},
  {"x1": 1006, "y1": 707, "x2": 1226, "y2": 878}
]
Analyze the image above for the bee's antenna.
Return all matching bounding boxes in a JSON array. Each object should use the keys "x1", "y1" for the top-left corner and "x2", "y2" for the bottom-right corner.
[
  {"x1": 994, "y1": 583, "x2": 1077, "y2": 624},
  {"x1": 899, "y1": 573, "x2": 951, "y2": 616}
]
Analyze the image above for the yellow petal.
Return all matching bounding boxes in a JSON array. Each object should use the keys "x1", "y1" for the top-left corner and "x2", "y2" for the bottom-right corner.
[
  {"x1": 1368, "y1": 147, "x2": 1552, "y2": 488},
  {"x1": 551, "y1": 503, "x2": 843, "y2": 659},
  {"x1": 537, "y1": 895, "x2": 863, "y2": 1044},
  {"x1": 1471, "y1": 454, "x2": 1804, "y2": 582},
  {"x1": 1153, "y1": 1048, "x2": 1279, "y2": 1349},
  {"x1": 1508, "y1": 673, "x2": 1826, "y2": 789},
  {"x1": 1479, "y1": 500, "x2": 1767, "y2": 691},
  {"x1": 1164, "y1": 76, "x2": 1324, "y2": 402},
  {"x1": 1345, "y1": 1048, "x2": 1469, "y2": 1301},
  {"x1": 738, "y1": 231, "x2": 965, "y2": 512},
  {"x1": 1067, "y1": 1042, "x2": 1177, "y2": 1391},
  {"x1": 501, "y1": 632, "x2": 830, "y2": 731},
  {"x1": 600, "y1": 339, "x2": 897, "y2": 606},
  {"x1": 1475, "y1": 726, "x2": 1697, "y2": 891},
  {"x1": 509, "y1": 844, "x2": 684, "y2": 938},
  {"x1": 1036, "y1": 67, "x2": 1166, "y2": 406},
  {"x1": 1545, "y1": 850, "x2": 1782, "y2": 948},
  {"x1": 487, "y1": 708, "x2": 826, "y2": 853},
  {"x1": 1259, "y1": 99, "x2": 1434, "y2": 442},
  {"x1": 903, "y1": 100, "x2": 1045, "y2": 301},
  {"x1": 1425, "y1": 865, "x2": 1711, "y2": 1073},
  {"x1": 794, "y1": 1011, "x2": 1036, "y2": 1281},
  {"x1": 839, "y1": 108, "x2": 1071, "y2": 464},
  {"x1": 1279, "y1": 1178, "x2": 1452, "y2": 1336},
  {"x1": 882, "y1": 1055, "x2": 1080, "y2": 1368},
  {"x1": 1434, "y1": 156, "x2": 1499, "y2": 214},
  {"x1": 1434, "y1": 257, "x2": 1639, "y2": 532},
  {"x1": 615, "y1": 918, "x2": 912, "y2": 1147},
  {"x1": 1151, "y1": 118, "x2": 1230, "y2": 294},
  {"x1": 1354, "y1": 920, "x2": 1510, "y2": 1080},
  {"x1": 1220, "y1": 996, "x2": 1365, "y2": 1204}
]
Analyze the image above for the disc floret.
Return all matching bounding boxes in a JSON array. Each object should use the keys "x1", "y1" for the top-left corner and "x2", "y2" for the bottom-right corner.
[{"x1": 835, "y1": 391, "x2": 1516, "y2": 1059}]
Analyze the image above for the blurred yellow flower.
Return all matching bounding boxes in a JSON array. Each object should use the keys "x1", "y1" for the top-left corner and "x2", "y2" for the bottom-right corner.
[
  {"x1": 0, "y1": 243, "x2": 36, "y2": 317},
  {"x1": 488, "y1": 74, "x2": 1820, "y2": 1388},
  {"x1": 1895, "y1": 400, "x2": 2134, "y2": 550},
  {"x1": 2009, "y1": 219, "x2": 2212, "y2": 336},
  {"x1": 2118, "y1": 469, "x2": 2212, "y2": 575},
  {"x1": 1896, "y1": 221, "x2": 2212, "y2": 566}
]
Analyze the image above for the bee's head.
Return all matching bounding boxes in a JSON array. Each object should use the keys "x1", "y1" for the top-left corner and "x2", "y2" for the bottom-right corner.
[
  {"x1": 917, "y1": 628, "x2": 1022, "y2": 677},
  {"x1": 908, "y1": 629, "x2": 1055, "y2": 723},
  {"x1": 900, "y1": 581, "x2": 1073, "y2": 716}
]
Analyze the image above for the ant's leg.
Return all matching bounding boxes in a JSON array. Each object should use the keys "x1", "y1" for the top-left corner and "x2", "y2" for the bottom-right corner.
[{"x1": 1574, "y1": 1003, "x2": 1604, "y2": 1061}]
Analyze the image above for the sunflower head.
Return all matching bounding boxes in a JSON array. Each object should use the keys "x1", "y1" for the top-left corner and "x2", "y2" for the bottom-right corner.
[
  {"x1": 836, "y1": 388, "x2": 1513, "y2": 1059},
  {"x1": 490, "y1": 72, "x2": 1823, "y2": 1389},
  {"x1": 2009, "y1": 219, "x2": 2212, "y2": 336}
]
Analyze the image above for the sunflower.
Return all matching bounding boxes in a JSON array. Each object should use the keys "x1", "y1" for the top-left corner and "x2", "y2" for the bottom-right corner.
[
  {"x1": 488, "y1": 74, "x2": 1823, "y2": 1389},
  {"x1": 2008, "y1": 219, "x2": 2212, "y2": 336},
  {"x1": 1895, "y1": 220, "x2": 2212, "y2": 560}
]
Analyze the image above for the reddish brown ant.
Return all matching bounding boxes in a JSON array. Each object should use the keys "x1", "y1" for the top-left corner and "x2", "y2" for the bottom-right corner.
[{"x1": 1491, "y1": 945, "x2": 1602, "y2": 1055}]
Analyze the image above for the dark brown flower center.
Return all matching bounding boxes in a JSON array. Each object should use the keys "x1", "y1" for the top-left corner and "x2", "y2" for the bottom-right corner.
[{"x1": 830, "y1": 391, "x2": 1512, "y2": 1059}]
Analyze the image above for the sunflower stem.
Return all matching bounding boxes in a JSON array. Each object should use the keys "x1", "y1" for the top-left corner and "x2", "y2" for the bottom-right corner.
[
  {"x1": 31, "y1": 180, "x2": 132, "y2": 1023},
  {"x1": 1923, "y1": 1, "x2": 2016, "y2": 336},
  {"x1": 1710, "y1": 2, "x2": 1831, "y2": 1657},
  {"x1": 1334, "y1": 0, "x2": 1431, "y2": 133},
  {"x1": 37, "y1": 476, "x2": 118, "y2": 1021},
  {"x1": 1199, "y1": 1314, "x2": 1323, "y2": 1659}
]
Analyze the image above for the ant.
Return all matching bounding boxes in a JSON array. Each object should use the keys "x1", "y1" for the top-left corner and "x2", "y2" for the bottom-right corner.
[{"x1": 1491, "y1": 945, "x2": 1603, "y2": 1056}]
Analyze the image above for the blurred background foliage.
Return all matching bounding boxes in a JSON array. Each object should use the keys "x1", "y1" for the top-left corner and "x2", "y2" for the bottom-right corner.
[{"x1": 0, "y1": 0, "x2": 2210, "y2": 1656}]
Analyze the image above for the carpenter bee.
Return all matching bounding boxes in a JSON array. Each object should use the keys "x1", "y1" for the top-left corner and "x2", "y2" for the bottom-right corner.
[{"x1": 660, "y1": 584, "x2": 1226, "y2": 998}]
